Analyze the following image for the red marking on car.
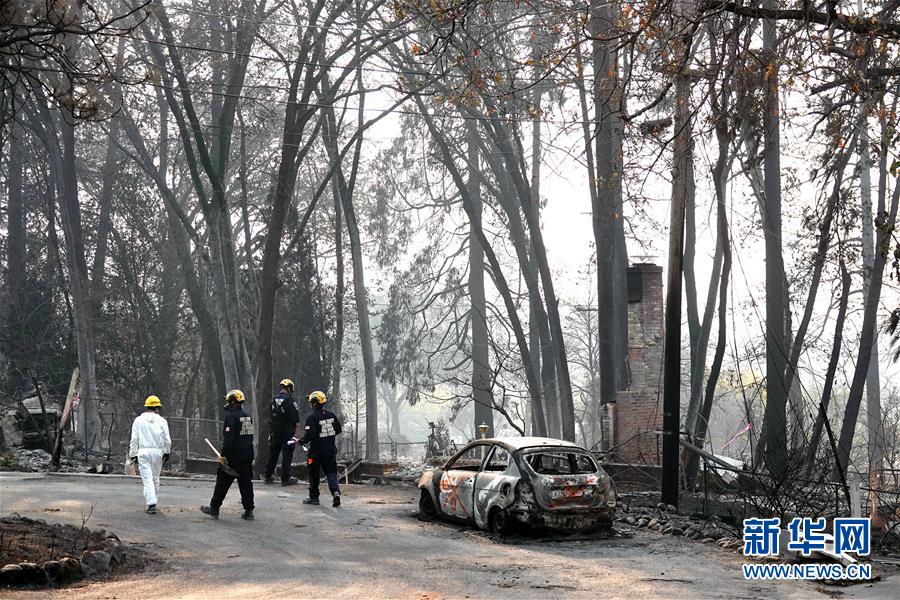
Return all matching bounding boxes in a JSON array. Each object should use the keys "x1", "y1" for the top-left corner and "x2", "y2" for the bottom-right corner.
[{"x1": 439, "y1": 473, "x2": 471, "y2": 518}]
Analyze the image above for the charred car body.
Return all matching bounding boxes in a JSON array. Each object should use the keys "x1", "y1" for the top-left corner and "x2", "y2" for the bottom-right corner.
[{"x1": 417, "y1": 437, "x2": 616, "y2": 534}]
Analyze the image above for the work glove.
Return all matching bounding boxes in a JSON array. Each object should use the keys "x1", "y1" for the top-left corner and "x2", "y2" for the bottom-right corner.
[
  {"x1": 163, "y1": 453, "x2": 170, "y2": 466},
  {"x1": 218, "y1": 456, "x2": 228, "y2": 466}
]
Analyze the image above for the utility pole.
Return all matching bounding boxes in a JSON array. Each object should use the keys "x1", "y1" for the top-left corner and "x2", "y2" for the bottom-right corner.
[
  {"x1": 353, "y1": 367, "x2": 361, "y2": 459},
  {"x1": 661, "y1": 68, "x2": 690, "y2": 508}
]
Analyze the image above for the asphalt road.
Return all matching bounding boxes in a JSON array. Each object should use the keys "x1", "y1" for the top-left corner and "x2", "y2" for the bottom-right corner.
[{"x1": 0, "y1": 472, "x2": 895, "y2": 599}]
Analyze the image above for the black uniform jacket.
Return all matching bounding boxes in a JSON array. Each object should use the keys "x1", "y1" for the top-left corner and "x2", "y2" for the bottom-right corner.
[
  {"x1": 270, "y1": 391, "x2": 300, "y2": 434},
  {"x1": 299, "y1": 408, "x2": 342, "y2": 458},
  {"x1": 221, "y1": 406, "x2": 254, "y2": 462}
]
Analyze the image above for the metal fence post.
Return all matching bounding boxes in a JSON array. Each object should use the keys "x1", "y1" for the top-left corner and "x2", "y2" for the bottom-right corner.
[
  {"x1": 186, "y1": 419, "x2": 191, "y2": 461},
  {"x1": 835, "y1": 484, "x2": 839, "y2": 516},
  {"x1": 850, "y1": 477, "x2": 862, "y2": 518},
  {"x1": 703, "y1": 462, "x2": 709, "y2": 516}
]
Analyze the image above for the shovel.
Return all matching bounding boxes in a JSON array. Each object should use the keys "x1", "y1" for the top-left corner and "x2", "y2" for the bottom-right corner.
[{"x1": 204, "y1": 438, "x2": 241, "y2": 477}]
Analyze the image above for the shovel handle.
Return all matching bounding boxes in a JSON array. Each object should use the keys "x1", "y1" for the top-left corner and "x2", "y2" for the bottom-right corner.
[
  {"x1": 204, "y1": 438, "x2": 222, "y2": 458},
  {"x1": 205, "y1": 437, "x2": 240, "y2": 476}
]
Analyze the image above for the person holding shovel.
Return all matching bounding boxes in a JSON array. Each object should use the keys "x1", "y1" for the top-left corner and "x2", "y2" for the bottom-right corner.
[
  {"x1": 201, "y1": 389, "x2": 255, "y2": 520},
  {"x1": 129, "y1": 395, "x2": 171, "y2": 515}
]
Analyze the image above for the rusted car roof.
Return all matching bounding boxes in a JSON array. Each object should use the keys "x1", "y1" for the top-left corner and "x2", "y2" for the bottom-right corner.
[{"x1": 483, "y1": 437, "x2": 582, "y2": 451}]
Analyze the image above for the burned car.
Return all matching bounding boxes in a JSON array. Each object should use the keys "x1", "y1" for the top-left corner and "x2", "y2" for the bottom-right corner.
[{"x1": 417, "y1": 437, "x2": 616, "y2": 534}]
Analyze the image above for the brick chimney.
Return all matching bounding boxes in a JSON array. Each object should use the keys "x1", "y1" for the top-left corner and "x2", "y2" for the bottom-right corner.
[{"x1": 610, "y1": 263, "x2": 664, "y2": 465}]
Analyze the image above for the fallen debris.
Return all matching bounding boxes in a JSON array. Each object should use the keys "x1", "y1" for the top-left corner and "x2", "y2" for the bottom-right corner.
[
  {"x1": 383, "y1": 463, "x2": 428, "y2": 482},
  {"x1": 0, "y1": 448, "x2": 89, "y2": 473}
]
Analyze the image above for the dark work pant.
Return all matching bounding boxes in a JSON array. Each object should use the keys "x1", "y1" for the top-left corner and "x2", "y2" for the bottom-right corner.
[
  {"x1": 308, "y1": 455, "x2": 340, "y2": 499},
  {"x1": 211, "y1": 457, "x2": 254, "y2": 512},
  {"x1": 265, "y1": 429, "x2": 295, "y2": 481}
]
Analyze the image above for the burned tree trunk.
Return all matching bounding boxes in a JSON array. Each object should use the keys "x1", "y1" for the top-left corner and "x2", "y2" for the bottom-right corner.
[
  {"x1": 475, "y1": 112, "x2": 575, "y2": 441},
  {"x1": 684, "y1": 56, "x2": 732, "y2": 481},
  {"x1": 467, "y1": 123, "x2": 494, "y2": 435},
  {"x1": 415, "y1": 97, "x2": 545, "y2": 432},
  {"x1": 89, "y1": 38, "x2": 126, "y2": 309},
  {"x1": 591, "y1": 0, "x2": 629, "y2": 408},
  {"x1": 330, "y1": 169, "x2": 346, "y2": 409},
  {"x1": 858, "y1": 99, "x2": 884, "y2": 511},
  {"x1": 6, "y1": 123, "x2": 25, "y2": 365},
  {"x1": 836, "y1": 169, "x2": 900, "y2": 476},
  {"x1": 166, "y1": 209, "x2": 227, "y2": 397},
  {"x1": 340, "y1": 170, "x2": 379, "y2": 459},
  {"x1": 807, "y1": 261, "x2": 850, "y2": 466},
  {"x1": 321, "y1": 101, "x2": 379, "y2": 459},
  {"x1": 478, "y1": 137, "x2": 550, "y2": 436},
  {"x1": 58, "y1": 115, "x2": 102, "y2": 451},
  {"x1": 756, "y1": 3, "x2": 790, "y2": 476}
]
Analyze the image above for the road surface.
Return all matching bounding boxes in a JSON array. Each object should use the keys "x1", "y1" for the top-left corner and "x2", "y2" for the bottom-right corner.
[{"x1": 0, "y1": 472, "x2": 894, "y2": 599}]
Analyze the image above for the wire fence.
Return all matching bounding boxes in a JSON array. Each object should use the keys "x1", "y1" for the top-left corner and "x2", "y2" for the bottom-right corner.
[
  {"x1": 153, "y1": 417, "x2": 434, "y2": 468},
  {"x1": 337, "y1": 437, "x2": 428, "y2": 462},
  {"x1": 167, "y1": 417, "x2": 222, "y2": 470},
  {"x1": 611, "y1": 449, "x2": 900, "y2": 529}
]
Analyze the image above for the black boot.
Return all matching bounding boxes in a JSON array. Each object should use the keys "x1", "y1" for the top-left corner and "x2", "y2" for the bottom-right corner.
[
  {"x1": 281, "y1": 477, "x2": 299, "y2": 487},
  {"x1": 200, "y1": 505, "x2": 219, "y2": 519},
  {"x1": 332, "y1": 493, "x2": 341, "y2": 507},
  {"x1": 146, "y1": 504, "x2": 157, "y2": 514},
  {"x1": 303, "y1": 497, "x2": 319, "y2": 505},
  {"x1": 264, "y1": 476, "x2": 274, "y2": 484},
  {"x1": 241, "y1": 510, "x2": 254, "y2": 520}
]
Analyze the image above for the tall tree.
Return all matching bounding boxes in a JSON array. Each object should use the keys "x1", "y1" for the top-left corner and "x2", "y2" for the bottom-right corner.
[
  {"x1": 755, "y1": 0, "x2": 790, "y2": 476},
  {"x1": 857, "y1": 34, "x2": 884, "y2": 516},
  {"x1": 467, "y1": 121, "x2": 493, "y2": 435},
  {"x1": 837, "y1": 87, "x2": 900, "y2": 478},
  {"x1": 5, "y1": 121, "x2": 26, "y2": 391},
  {"x1": 322, "y1": 85, "x2": 380, "y2": 458},
  {"x1": 684, "y1": 22, "x2": 736, "y2": 481},
  {"x1": 589, "y1": 0, "x2": 629, "y2": 408},
  {"x1": 142, "y1": 0, "x2": 266, "y2": 428}
]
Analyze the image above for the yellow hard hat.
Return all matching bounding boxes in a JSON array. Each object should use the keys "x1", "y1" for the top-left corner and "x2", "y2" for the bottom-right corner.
[
  {"x1": 225, "y1": 389, "x2": 245, "y2": 403},
  {"x1": 144, "y1": 395, "x2": 162, "y2": 408},
  {"x1": 279, "y1": 378, "x2": 295, "y2": 390},
  {"x1": 308, "y1": 390, "x2": 327, "y2": 405}
]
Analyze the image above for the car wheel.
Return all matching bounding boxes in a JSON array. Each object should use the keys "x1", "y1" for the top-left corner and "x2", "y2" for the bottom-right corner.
[
  {"x1": 488, "y1": 507, "x2": 510, "y2": 536},
  {"x1": 418, "y1": 489, "x2": 438, "y2": 522},
  {"x1": 595, "y1": 519, "x2": 613, "y2": 535}
]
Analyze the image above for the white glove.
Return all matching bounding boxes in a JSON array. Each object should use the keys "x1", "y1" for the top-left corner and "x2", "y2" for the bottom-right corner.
[{"x1": 287, "y1": 437, "x2": 299, "y2": 446}]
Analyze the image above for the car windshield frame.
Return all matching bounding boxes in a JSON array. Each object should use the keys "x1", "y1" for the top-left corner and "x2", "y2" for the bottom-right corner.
[
  {"x1": 518, "y1": 447, "x2": 598, "y2": 476},
  {"x1": 481, "y1": 445, "x2": 511, "y2": 472},
  {"x1": 443, "y1": 441, "x2": 493, "y2": 471}
]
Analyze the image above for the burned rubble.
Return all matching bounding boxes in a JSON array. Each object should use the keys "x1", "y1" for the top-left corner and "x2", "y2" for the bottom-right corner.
[
  {"x1": 0, "y1": 448, "x2": 90, "y2": 473},
  {"x1": 0, "y1": 514, "x2": 128, "y2": 587}
]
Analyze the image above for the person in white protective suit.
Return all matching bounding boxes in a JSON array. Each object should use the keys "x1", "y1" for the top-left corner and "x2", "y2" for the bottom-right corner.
[{"x1": 129, "y1": 395, "x2": 172, "y2": 514}]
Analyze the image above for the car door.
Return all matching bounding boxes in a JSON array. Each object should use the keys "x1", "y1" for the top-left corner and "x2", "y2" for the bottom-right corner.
[
  {"x1": 438, "y1": 442, "x2": 488, "y2": 522},
  {"x1": 472, "y1": 445, "x2": 519, "y2": 529}
]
